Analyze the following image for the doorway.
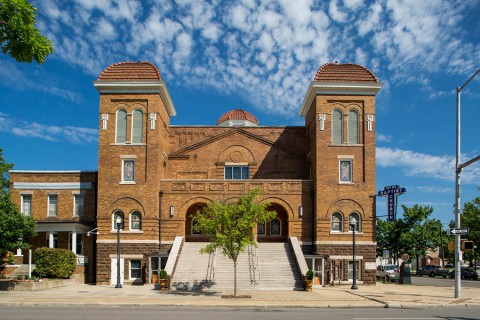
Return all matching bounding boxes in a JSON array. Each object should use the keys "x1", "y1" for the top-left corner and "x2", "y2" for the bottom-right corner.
[{"x1": 305, "y1": 255, "x2": 325, "y2": 287}]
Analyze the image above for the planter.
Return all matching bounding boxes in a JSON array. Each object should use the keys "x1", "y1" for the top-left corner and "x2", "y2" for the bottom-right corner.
[
  {"x1": 159, "y1": 278, "x2": 168, "y2": 291},
  {"x1": 305, "y1": 279, "x2": 313, "y2": 292},
  {"x1": 152, "y1": 273, "x2": 158, "y2": 285}
]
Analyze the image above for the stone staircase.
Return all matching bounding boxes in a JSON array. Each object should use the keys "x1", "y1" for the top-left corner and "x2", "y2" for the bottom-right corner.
[{"x1": 170, "y1": 241, "x2": 302, "y2": 291}]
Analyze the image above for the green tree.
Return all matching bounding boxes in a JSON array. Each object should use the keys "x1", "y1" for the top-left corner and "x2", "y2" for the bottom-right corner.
[
  {"x1": 458, "y1": 197, "x2": 480, "y2": 266},
  {"x1": 376, "y1": 205, "x2": 442, "y2": 268},
  {"x1": 0, "y1": 0, "x2": 54, "y2": 63},
  {"x1": 400, "y1": 205, "x2": 442, "y2": 269},
  {"x1": 195, "y1": 188, "x2": 276, "y2": 296},
  {"x1": 0, "y1": 148, "x2": 36, "y2": 255}
]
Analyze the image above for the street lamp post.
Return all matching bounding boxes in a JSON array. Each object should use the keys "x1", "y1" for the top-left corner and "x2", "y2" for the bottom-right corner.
[
  {"x1": 350, "y1": 222, "x2": 358, "y2": 290},
  {"x1": 454, "y1": 67, "x2": 480, "y2": 299},
  {"x1": 115, "y1": 216, "x2": 122, "y2": 289}
]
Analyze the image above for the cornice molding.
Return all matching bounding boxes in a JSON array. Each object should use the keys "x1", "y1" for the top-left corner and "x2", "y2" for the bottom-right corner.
[{"x1": 299, "y1": 81, "x2": 383, "y2": 117}]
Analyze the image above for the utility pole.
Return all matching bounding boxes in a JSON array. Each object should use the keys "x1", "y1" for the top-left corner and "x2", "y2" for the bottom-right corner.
[{"x1": 454, "y1": 67, "x2": 480, "y2": 299}]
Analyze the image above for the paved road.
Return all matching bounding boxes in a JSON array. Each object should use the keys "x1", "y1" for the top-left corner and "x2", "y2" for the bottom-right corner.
[
  {"x1": 412, "y1": 275, "x2": 480, "y2": 288},
  {"x1": 1, "y1": 305, "x2": 480, "y2": 320}
]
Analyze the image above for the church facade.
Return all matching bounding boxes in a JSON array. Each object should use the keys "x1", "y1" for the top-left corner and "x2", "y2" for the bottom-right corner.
[{"x1": 9, "y1": 61, "x2": 381, "y2": 286}]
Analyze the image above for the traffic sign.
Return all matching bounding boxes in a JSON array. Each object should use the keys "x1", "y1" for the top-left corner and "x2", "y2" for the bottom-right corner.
[{"x1": 449, "y1": 228, "x2": 469, "y2": 235}]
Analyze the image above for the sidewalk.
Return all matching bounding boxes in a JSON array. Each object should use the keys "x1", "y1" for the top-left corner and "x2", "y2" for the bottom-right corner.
[{"x1": 1, "y1": 282, "x2": 479, "y2": 308}]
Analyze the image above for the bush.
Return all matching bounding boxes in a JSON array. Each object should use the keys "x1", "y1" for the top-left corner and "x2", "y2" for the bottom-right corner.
[
  {"x1": 159, "y1": 269, "x2": 168, "y2": 279},
  {"x1": 34, "y1": 248, "x2": 76, "y2": 279},
  {"x1": 306, "y1": 269, "x2": 314, "y2": 280}
]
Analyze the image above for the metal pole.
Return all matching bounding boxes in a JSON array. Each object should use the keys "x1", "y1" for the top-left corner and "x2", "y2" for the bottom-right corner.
[
  {"x1": 351, "y1": 223, "x2": 358, "y2": 290},
  {"x1": 454, "y1": 86, "x2": 461, "y2": 298},
  {"x1": 115, "y1": 220, "x2": 122, "y2": 288}
]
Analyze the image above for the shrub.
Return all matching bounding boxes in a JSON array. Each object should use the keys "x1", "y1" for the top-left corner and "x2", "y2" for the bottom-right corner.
[
  {"x1": 306, "y1": 269, "x2": 314, "y2": 281},
  {"x1": 34, "y1": 248, "x2": 76, "y2": 279},
  {"x1": 159, "y1": 269, "x2": 168, "y2": 279}
]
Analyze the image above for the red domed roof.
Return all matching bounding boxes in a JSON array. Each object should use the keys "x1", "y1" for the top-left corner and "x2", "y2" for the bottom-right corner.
[
  {"x1": 97, "y1": 61, "x2": 162, "y2": 81},
  {"x1": 314, "y1": 63, "x2": 378, "y2": 83},
  {"x1": 217, "y1": 109, "x2": 259, "y2": 126}
]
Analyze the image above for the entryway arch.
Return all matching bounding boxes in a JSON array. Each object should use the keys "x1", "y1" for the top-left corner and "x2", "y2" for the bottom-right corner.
[{"x1": 257, "y1": 203, "x2": 288, "y2": 242}]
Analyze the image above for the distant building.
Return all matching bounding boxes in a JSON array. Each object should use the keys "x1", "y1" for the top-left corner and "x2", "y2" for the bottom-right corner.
[{"x1": 10, "y1": 61, "x2": 382, "y2": 287}]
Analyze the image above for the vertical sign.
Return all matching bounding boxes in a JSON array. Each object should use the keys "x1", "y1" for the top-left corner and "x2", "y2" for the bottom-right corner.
[{"x1": 378, "y1": 185, "x2": 406, "y2": 221}]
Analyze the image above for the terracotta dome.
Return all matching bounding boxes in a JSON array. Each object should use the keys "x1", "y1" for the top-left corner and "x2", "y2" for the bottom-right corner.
[
  {"x1": 97, "y1": 61, "x2": 162, "y2": 81},
  {"x1": 217, "y1": 109, "x2": 259, "y2": 126},
  {"x1": 314, "y1": 63, "x2": 378, "y2": 83}
]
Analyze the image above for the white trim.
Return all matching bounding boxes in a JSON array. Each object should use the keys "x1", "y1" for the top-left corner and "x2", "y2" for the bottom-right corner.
[
  {"x1": 120, "y1": 155, "x2": 138, "y2": 159},
  {"x1": 130, "y1": 211, "x2": 142, "y2": 231},
  {"x1": 14, "y1": 182, "x2": 92, "y2": 190},
  {"x1": 98, "y1": 240, "x2": 160, "y2": 244},
  {"x1": 339, "y1": 159, "x2": 353, "y2": 184},
  {"x1": 21, "y1": 194, "x2": 32, "y2": 216},
  {"x1": 73, "y1": 194, "x2": 85, "y2": 217},
  {"x1": 299, "y1": 81, "x2": 383, "y2": 117},
  {"x1": 337, "y1": 155, "x2": 354, "y2": 159},
  {"x1": 47, "y1": 194, "x2": 58, "y2": 217},
  {"x1": 93, "y1": 80, "x2": 177, "y2": 116},
  {"x1": 19, "y1": 191, "x2": 33, "y2": 195},
  {"x1": 122, "y1": 159, "x2": 135, "y2": 183},
  {"x1": 109, "y1": 254, "x2": 144, "y2": 259},
  {"x1": 329, "y1": 255, "x2": 364, "y2": 260},
  {"x1": 35, "y1": 223, "x2": 90, "y2": 233}
]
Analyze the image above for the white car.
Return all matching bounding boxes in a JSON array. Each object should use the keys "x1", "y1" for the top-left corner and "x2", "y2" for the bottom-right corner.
[{"x1": 376, "y1": 264, "x2": 399, "y2": 282}]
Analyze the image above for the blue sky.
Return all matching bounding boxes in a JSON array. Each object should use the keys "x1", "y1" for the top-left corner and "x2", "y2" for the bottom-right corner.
[{"x1": 1, "y1": 0, "x2": 479, "y2": 226}]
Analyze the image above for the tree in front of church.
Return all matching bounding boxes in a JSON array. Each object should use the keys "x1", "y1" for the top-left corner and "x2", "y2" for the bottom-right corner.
[
  {"x1": 0, "y1": 148, "x2": 36, "y2": 257},
  {"x1": 195, "y1": 188, "x2": 276, "y2": 296},
  {"x1": 0, "y1": 0, "x2": 54, "y2": 63}
]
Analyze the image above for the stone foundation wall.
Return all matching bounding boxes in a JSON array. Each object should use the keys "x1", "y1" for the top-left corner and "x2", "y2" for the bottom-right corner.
[
  {"x1": 96, "y1": 242, "x2": 159, "y2": 285},
  {"x1": 317, "y1": 243, "x2": 376, "y2": 284}
]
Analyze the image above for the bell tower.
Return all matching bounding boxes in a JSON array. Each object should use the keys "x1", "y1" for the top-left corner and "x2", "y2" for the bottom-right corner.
[
  {"x1": 299, "y1": 63, "x2": 382, "y2": 283},
  {"x1": 93, "y1": 62, "x2": 176, "y2": 284}
]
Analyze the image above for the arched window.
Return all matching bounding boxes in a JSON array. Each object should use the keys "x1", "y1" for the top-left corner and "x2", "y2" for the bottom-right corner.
[
  {"x1": 331, "y1": 212, "x2": 343, "y2": 232},
  {"x1": 116, "y1": 109, "x2": 127, "y2": 143},
  {"x1": 347, "y1": 110, "x2": 359, "y2": 144},
  {"x1": 332, "y1": 109, "x2": 343, "y2": 144},
  {"x1": 192, "y1": 217, "x2": 201, "y2": 235},
  {"x1": 131, "y1": 109, "x2": 143, "y2": 143},
  {"x1": 349, "y1": 212, "x2": 361, "y2": 232},
  {"x1": 270, "y1": 218, "x2": 281, "y2": 235},
  {"x1": 257, "y1": 222, "x2": 266, "y2": 235},
  {"x1": 113, "y1": 211, "x2": 124, "y2": 230},
  {"x1": 130, "y1": 211, "x2": 142, "y2": 230}
]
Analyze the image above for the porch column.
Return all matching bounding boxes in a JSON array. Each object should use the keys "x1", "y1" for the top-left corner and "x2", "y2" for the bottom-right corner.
[
  {"x1": 71, "y1": 232, "x2": 77, "y2": 255},
  {"x1": 48, "y1": 232, "x2": 54, "y2": 248}
]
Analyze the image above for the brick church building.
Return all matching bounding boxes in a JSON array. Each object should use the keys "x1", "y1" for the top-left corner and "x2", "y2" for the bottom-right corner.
[{"x1": 9, "y1": 61, "x2": 382, "y2": 288}]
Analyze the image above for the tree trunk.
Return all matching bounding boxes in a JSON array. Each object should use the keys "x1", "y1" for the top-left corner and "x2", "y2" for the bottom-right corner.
[{"x1": 233, "y1": 258, "x2": 237, "y2": 296}]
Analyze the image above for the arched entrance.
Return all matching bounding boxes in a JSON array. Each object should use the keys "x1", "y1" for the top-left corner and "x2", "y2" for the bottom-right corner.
[
  {"x1": 257, "y1": 204, "x2": 288, "y2": 243},
  {"x1": 185, "y1": 203, "x2": 209, "y2": 242}
]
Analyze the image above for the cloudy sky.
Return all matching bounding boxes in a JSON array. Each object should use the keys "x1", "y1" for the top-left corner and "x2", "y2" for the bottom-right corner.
[{"x1": 1, "y1": 0, "x2": 479, "y2": 226}]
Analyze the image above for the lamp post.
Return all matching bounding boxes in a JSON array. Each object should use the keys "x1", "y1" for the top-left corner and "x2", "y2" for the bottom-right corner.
[
  {"x1": 115, "y1": 216, "x2": 122, "y2": 289},
  {"x1": 454, "y1": 67, "x2": 480, "y2": 298},
  {"x1": 350, "y1": 222, "x2": 358, "y2": 290}
]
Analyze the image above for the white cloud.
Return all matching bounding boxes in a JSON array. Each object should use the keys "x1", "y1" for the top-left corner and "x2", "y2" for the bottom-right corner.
[
  {"x1": 0, "y1": 113, "x2": 97, "y2": 144},
  {"x1": 27, "y1": 0, "x2": 480, "y2": 120},
  {"x1": 414, "y1": 186, "x2": 452, "y2": 194},
  {"x1": 376, "y1": 133, "x2": 392, "y2": 143},
  {"x1": 376, "y1": 147, "x2": 480, "y2": 184}
]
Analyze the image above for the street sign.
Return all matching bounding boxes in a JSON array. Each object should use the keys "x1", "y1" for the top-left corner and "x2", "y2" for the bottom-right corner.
[
  {"x1": 378, "y1": 185, "x2": 407, "y2": 222},
  {"x1": 449, "y1": 227, "x2": 469, "y2": 235}
]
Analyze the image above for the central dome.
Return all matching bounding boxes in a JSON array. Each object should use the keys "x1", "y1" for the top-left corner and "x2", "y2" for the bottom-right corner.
[{"x1": 217, "y1": 109, "x2": 259, "y2": 127}]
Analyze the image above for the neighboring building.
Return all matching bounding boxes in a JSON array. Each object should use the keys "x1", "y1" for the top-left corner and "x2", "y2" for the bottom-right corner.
[{"x1": 9, "y1": 61, "x2": 382, "y2": 286}]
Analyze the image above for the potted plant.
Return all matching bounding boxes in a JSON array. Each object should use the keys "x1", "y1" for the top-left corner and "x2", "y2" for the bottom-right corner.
[
  {"x1": 305, "y1": 269, "x2": 314, "y2": 292},
  {"x1": 159, "y1": 269, "x2": 169, "y2": 290}
]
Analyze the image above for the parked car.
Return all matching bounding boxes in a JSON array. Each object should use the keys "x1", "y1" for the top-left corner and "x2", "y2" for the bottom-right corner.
[
  {"x1": 448, "y1": 267, "x2": 478, "y2": 280},
  {"x1": 377, "y1": 264, "x2": 399, "y2": 282},
  {"x1": 417, "y1": 265, "x2": 449, "y2": 278}
]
